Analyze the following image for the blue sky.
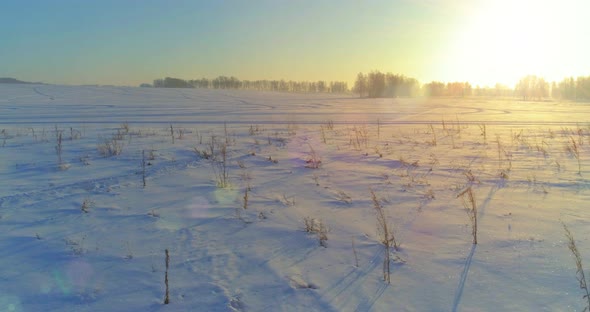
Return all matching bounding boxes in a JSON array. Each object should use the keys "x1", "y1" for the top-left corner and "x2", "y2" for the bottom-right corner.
[{"x1": 1, "y1": 0, "x2": 588, "y2": 87}]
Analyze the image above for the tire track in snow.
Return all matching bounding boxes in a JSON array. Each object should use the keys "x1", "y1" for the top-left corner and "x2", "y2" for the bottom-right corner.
[
  {"x1": 1, "y1": 156, "x2": 200, "y2": 209},
  {"x1": 0, "y1": 173, "x2": 131, "y2": 209}
]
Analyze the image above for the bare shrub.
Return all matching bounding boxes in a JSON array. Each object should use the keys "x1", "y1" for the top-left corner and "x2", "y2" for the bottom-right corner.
[
  {"x1": 305, "y1": 144, "x2": 321, "y2": 169},
  {"x1": 193, "y1": 147, "x2": 211, "y2": 160},
  {"x1": 303, "y1": 217, "x2": 328, "y2": 247},
  {"x1": 81, "y1": 197, "x2": 95, "y2": 213},
  {"x1": 97, "y1": 137, "x2": 123, "y2": 157},
  {"x1": 304, "y1": 217, "x2": 316, "y2": 233},
  {"x1": 349, "y1": 125, "x2": 369, "y2": 150},
  {"x1": 120, "y1": 122, "x2": 129, "y2": 134}
]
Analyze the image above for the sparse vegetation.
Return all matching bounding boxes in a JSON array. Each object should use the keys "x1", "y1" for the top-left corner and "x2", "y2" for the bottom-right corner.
[{"x1": 5, "y1": 85, "x2": 590, "y2": 310}]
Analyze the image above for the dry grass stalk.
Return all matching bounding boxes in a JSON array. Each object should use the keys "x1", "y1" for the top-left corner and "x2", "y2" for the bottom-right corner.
[
  {"x1": 318, "y1": 221, "x2": 328, "y2": 248},
  {"x1": 428, "y1": 124, "x2": 437, "y2": 146},
  {"x1": 568, "y1": 136, "x2": 582, "y2": 174},
  {"x1": 243, "y1": 187, "x2": 249, "y2": 210},
  {"x1": 170, "y1": 124, "x2": 175, "y2": 144},
  {"x1": 370, "y1": 188, "x2": 398, "y2": 284},
  {"x1": 303, "y1": 217, "x2": 328, "y2": 247},
  {"x1": 305, "y1": 144, "x2": 321, "y2": 169},
  {"x1": 212, "y1": 142, "x2": 229, "y2": 188},
  {"x1": 141, "y1": 150, "x2": 147, "y2": 188},
  {"x1": 55, "y1": 127, "x2": 63, "y2": 164},
  {"x1": 479, "y1": 124, "x2": 487, "y2": 145},
  {"x1": 164, "y1": 249, "x2": 170, "y2": 304},
  {"x1": 563, "y1": 222, "x2": 590, "y2": 311},
  {"x1": 457, "y1": 187, "x2": 477, "y2": 244}
]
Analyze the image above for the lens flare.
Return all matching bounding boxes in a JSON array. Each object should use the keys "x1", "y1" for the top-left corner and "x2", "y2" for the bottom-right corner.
[
  {"x1": 185, "y1": 195, "x2": 213, "y2": 219},
  {"x1": 0, "y1": 295, "x2": 22, "y2": 312}
]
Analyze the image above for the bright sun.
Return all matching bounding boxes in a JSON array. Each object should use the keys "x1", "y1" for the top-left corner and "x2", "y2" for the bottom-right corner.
[{"x1": 439, "y1": 0, "x2": 589, "y2": 87}]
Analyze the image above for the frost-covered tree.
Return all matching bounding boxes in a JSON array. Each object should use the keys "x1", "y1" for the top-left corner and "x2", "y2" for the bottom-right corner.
[
  {"x1": 515, "y1": 75, "x2": 548, "y2": 101},
  {"x1": 353, "y1": 72, "x2": 367, "y2": 98}
]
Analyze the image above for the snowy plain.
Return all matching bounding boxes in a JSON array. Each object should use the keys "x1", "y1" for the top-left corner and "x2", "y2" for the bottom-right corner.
[{"x1": 1, "y1": 84, "x2": 590, "y2": 311}]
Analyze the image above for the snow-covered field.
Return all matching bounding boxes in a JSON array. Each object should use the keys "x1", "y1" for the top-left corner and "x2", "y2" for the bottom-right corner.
[{"x1": 2, "y1": 84, "x2": 590, "y2": 311}]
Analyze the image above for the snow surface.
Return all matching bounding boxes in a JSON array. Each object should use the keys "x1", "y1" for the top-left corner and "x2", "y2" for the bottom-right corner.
[{"x1": 1, "y1": 84, "x2": 590, "y2": 311}]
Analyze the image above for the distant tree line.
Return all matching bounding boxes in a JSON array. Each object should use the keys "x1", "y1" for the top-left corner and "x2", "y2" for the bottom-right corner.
[
  {"x1": 353, "y1": 72, "x2": 420, "y2": 98},
  {"x1": 552, "y1": 76, "x2": 590, "y2": 101},
  {"x1": 150, "y1": 76, "x2": 348, "y2": 94},
  {"x1": 422, "y1": 81, "x2": 473, "y2": 97},
  {"x1": 146, "y1": 72, "x2": 590, "y2": 102},
  {"x1": 153, "y1": 77, "x2": 193, "y2": 88},
  {"x1": 515, "y1": 75, "x2": 549, "y2": 101},
  {"x1": 0, "y1": 77, "x2": 38, "y2": 84},
  {"x1": 513, "y1": 75, "x2": 590, "y2": 101},
  {"x1": 353, "y1": 71, "x2": 471, "y2": 98}
]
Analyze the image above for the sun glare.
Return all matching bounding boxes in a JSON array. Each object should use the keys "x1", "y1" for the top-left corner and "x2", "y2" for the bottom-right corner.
[{"x1": 440, "y1": 0, "x2": 587, "y2": 87}]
